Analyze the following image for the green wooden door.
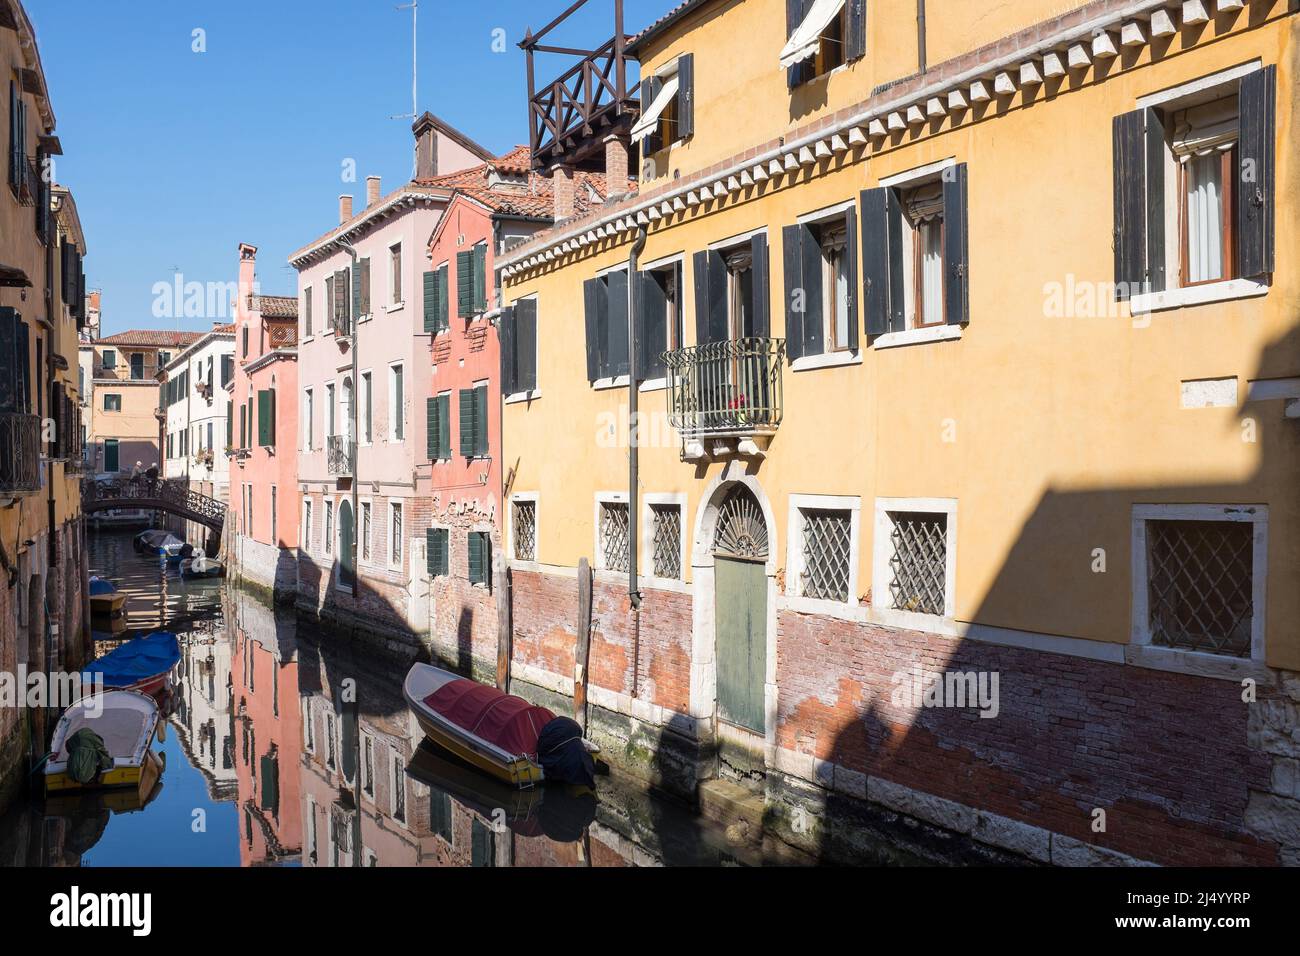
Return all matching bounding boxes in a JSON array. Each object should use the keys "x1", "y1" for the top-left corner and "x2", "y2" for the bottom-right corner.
[
  {"x1": 103, "y1": 439, "x2": 119, "y2": 473},
  {"x1": 715, "y1": 556, "x2": 767, "y2": 732},
  {"x1": 338, "y1": 500, "x2": 355, "y2": 589}
]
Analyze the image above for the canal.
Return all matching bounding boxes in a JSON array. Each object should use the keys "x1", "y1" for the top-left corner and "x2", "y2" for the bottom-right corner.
[{"x1": 0, "y1": 531, "x2": 917, "y2": 867}]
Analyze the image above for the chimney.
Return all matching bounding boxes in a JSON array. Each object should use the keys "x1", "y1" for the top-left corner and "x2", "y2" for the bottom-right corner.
[
  {"x1": 339, "y1": 194, "x2": 353, "y2": 223},
  {"x1": 413, "y1": 112, "x2": 437, "y2": 179},
  {"x1": 604, "y1": 135, "x2": 629, "y2": 200},
  {"x1": 237, "y1": 243, "x2": 257, "y2": 322},
  {"x1": 551, "y1": 164, "x2": 575, "y2": 222},
  {"x1": 366, "y1": 175, "x2": 381, "y2": 206}
]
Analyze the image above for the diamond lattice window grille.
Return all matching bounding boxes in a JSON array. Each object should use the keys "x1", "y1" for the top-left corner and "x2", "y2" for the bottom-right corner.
[
  {"x1": 651, "y1": 503, "x2": 682, "y2": 579},
  {"x1": 600, "y1": 501, "x2": 630, "y2": 573},
  {"x1": 1147, "y1": 519, "x2": 1253, "y2": 657},
  {"x1": 801, "y1": 509, "x2": 851, "y2": 601},
  {"x1": 887, "y1": 511, "x2": 947, "y2": 615},
  {"x1": 513, "y1": 500, "x2": 536, "y2": 562}
]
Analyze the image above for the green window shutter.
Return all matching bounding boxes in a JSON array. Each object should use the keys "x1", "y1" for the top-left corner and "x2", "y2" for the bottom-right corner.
[
  {"x1": 360, "y1": 257, "x2": 371, "y2": 316},
  {"x1": 426, "y1": 396, "x2": 440, "y2": 460},
  {"x1": 422, "y1": 270, "x2": 438, "y2": 333},
  {"x1": 257, "y1": 390, "x2": 274, "y2": 447},
  {"x1": 456, "y1": 251, "x2": 473, "y2": 317},
  {"x1": 425, "y1": 527, "x2": 438, "y2": 576},
  {"x1": 467, "y1": 532, "x2": 484, "y2": 585},
  {"x1": 437, "y1": 265, "x2": 449, "y2": 331},
  {"x1": 474, "y1": 385, "x2": 488, "y2": 457},
  {"x1": 439, "y1": 528, "x2": 450, "y2": 576},
  {"x1": 226, "y1": 402, "x2": 232, "y2": 448},
  {"x1": 239, "y1": 404, "x2": 247, "y2": 449},
  {"x1": 458, "y1": 388, "x2": 475, "y2": 457},
  {"x1": 472, "y1": 244, "x2": 487, "y2": 313},
  {"x1": 438, "y1": 393, "x2": 450, "y2": 460},
  {"x1": 351, "y1": 261, "x2": 362, "y2": 323}
]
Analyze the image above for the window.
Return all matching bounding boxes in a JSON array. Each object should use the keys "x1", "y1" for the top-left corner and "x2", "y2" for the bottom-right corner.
[
  {"x1": 101, "y1": 348, "x2": 115, "y2": 369},
  {"x1": 598, "y1": 500, "x2": 630, "y2": 573},
  {"x1": 872, "y1": 499, "x2": 956, "y2": 621},
  {"x1": 632, "y1": 54, "x2": 694, "y2": 161},
  {"x1": 458, "y1": 384, "x2": 487, "y2": 458},
  {"x1": 360, "y1": 371, "x2": 372, "y2": 444},
  {"x1": 326, "y1": 713, "x2": 336, "y2": 769},
  {"x1": 391, "y1": 747, "x2": 405, "y2": 822},
  {"x1": 242, "y1": 325, "x2": 249, "y2": 358},
  {"x1": 430, "y1": 788, "x2": 453, "y2": 843},
  {"x1": 861, "y1": 164, "x2": 970, "y2": 337},
  {"x1": 500, "y1": 298, "x2": 538, "y2": 396},
  {"x1": 389, "y1": 364, "x2": 404, "y2": 441},
  {"x1": 783, "y1": 0, "x2": 865, "y2": 87},
  {"x1": 361, "y1": 501, "x2": 371, "y2": 561},
  {"x1": 324, "y1": 500, "x2": 334, "y2": 555},
  {"x1": 326, "y1": 382, "x2": 335, "y2": 439},
  {"x1": 426, "y1": 526, "x2": 450, "y2": 577},
  {"x1": 303, "y1": 388, "x2": 314, "y2": 451},
  {"x1": 582, "y1": 269, "x2": 629, "y2": 382},
  {"x1": 389, "y1": 243, "x2": 402, "y2": 306},
  {"x1": 1133, "y1": 506, "x2": 1264, "y2": 660},
  {"x1": 423, "y1": 262, "x2": 450, "y2": 333},
  {"x1": 359, "y1": 257, "x2": 371, "y2": 317},
  {"x1": 513, "y1": 499, "x2": 536, "y2": 562},
  {"x1": 650, "y1": 502, "x2": 682, "y2": 579},
  {"x1": 158, "y1": 351, "x2": 171, "y2": 367},
  {"x1": 692, "y1": 233, "x2": 771, "y2": 348},
  {"x1": 1116, "y1": 65, "x2": 1275, "y2": 306},
  {"x1": 784, "y1": 208, "x2": 859, "y2": 360},
  {"x1": 455, "y1": 244, "x2": 487, "y2": 318},
  {"x1": 324, "y1": 274, "x2": 334, "y2": 327},
  {"x1": 102, "y1": 393, "x2": 121, "y2": 412},
  {"x1": 362, "y1": 736, "x2": 374, "y2": 797},
  {"x1": 130, "y1": 353, "x2": 144, "y2": 379},
  {"x1": 467, "y1": 530, "x2": 491, "y2": 586},
  {"x1": 800, "y1": 510, "x2": 851, "y2": 600},
  {"x1": 302, "y1": 499, "x2": 313, "y2": 551},
  {"x1": 389, "y1": 501, "x2": 403, "y2": 566},
  {"x1": 426, "y1": 392, "x2": 451, "y2": 460},
  {"x1": 304, "y1": 286, "x2": 313, "y2": 337},
  {"x1": 471, "y1": 818, "x2": 494, "y2": 867},
  {"x1": 632, "y1": 264, "x2": 683, "y2": 380}
]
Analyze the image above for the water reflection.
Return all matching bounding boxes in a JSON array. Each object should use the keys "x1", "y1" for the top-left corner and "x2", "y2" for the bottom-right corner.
[{"x1": 2, "y1": 531, "x2": 835, "y2": 867}]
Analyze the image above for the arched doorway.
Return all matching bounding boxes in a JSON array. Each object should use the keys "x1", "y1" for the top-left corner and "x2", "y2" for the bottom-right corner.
[
  {"x1": 338, "y1": 499, "x2": 355, "y2": 591},
  {"x1": 711, "y1": 485, "x2": 769, "y2": 734}
]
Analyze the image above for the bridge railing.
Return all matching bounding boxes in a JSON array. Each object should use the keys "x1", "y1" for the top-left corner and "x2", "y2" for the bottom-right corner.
[{"x1": 82, "y1": 476, "x2": 228, "y2": 529}]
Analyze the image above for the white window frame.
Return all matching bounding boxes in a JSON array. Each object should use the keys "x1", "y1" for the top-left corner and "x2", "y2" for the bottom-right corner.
[
  {"x1": 786, "y1": 494, "x2": 861, "y2": 611},
  {"x1": 390, "y1": 744, "x2": 407, "y2": 824},
  {"x1": 302, "y1": 497, "x2": 313, "y2": 552},
  {"x1": 388, "y1": 499, "x2": 404, "y2": 571},
  {"x1": 641, "y1": 492, "x2": 688, "y2": 589},
  {"x1": 359, "y1": 496, "x2": 373, "y2": 565},
  {"x1": 871, "y1": 496, "x2": 958, "y2": 633},
  {"x1": 388, "y1": 241, "x2": 404, "y2": 309},
  {"x1": 1130, "y1": 504, "x2": 1267, "y2": 673},
  {"x1": 359, "y1": 369, "x2": 373, "y2": 446},
  {"x1": 301, "y1": 698, "x2": 315, "y2": 753},
  {"x1": 509, "y1": 491, "x2": 540, "y2": 568},
  {"x1": 302, "y1": 387, "x2": 314, "y2": 451},
  {"x1": 302, "y1": 285, "x2": 314, "y2": 341},
  {"x1": 593, "y1": 491, "x2": 630, "y2": 575},
  {"x1": 388, "y1": 362, "x2": 405, "y2": 443},
  {"x1": 324, "y1": 498, "x2": 334, "y2": 555}
]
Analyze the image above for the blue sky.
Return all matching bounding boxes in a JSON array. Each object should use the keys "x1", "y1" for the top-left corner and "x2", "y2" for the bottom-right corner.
[{"x1": 30, "y1": 0, "x2": 659, "y2": 337}]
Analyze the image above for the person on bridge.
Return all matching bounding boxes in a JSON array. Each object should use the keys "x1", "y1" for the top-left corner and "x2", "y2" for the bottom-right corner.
[
  {"x1": 146, "y1": 462, "x2": 159, "y2": 495},
  {"x1": 131, "y1": 460, "x2": 142, "y2": 483}
]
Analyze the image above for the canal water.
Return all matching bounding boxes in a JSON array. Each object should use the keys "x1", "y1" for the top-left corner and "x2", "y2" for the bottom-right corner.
[{"x1": 0, "y1": 530, "x2": 908, "y2": 867}]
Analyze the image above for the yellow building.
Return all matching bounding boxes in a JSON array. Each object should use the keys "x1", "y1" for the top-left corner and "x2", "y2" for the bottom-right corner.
[
  {"x1": 496, "y1": 0, "x2": 1299, "y2": 865},
  {"x1": 0, "y1": 0, "x2": 92, "y2": 804}
]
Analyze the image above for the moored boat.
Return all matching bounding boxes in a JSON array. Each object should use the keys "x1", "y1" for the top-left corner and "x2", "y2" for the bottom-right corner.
[
  {"x1": 87, "y1": 576, "x2": 127, "y2": 620},
  {"x1": 83, "y1": 631, "x2": 181, "y2": 698},
  {"x1": 403, "y1": 663, "x2": 597, "y2": 790},
  {"x1": 180, "y1": 550, "x2": 224, "y2": 579},
  {"x1": 44, "y1": 690, "x2": 164, "y2": 799}
]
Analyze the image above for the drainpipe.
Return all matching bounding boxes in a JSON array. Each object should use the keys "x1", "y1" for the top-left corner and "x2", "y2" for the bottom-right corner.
[
  {"x1": 627, "y1": 227, "x2": 647, "y2": 611},
  {"x1": 336, "y1": 238, "x2": 360, "y2": 601},
  {"x1": 917, "y1": 0, "x2": 927, "y2": 74}
]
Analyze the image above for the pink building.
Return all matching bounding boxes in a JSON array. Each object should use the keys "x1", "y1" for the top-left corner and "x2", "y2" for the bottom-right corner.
[
  {"x1": 228, "y1": 242, "x2": 300, "y2": 600},
  {"x1": 289, "y1": 113, "x2": 493, "y2": 650},
  {"x1": 421, "y1": 145, "x2": 588, "y2": 679}
]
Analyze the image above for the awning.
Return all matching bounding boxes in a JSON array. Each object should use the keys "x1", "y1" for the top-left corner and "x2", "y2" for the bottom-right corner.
[
  {"x1": 779, "y1": 0, "x2": 846, "y2": 69},
  {"x1": 630, "y1": 73, "x2": 680, "y2": 144}
]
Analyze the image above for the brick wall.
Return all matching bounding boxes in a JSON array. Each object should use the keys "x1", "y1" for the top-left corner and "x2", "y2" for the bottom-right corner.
[
  {"x1": 429, "y1": 522, "x2": 499, "y2": 679},
  {"x1": 776, "y1": 609, "x2": 1281, "y2": 866}
]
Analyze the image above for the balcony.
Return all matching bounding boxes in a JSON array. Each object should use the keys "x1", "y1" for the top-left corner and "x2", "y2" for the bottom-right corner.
[
  {"x1": 522, "y1": 0, "x2": 639, "y2": 172},
  {"x1": 9, "y1": 153, "x2": 36, "y2": 206},
  {"x1": 664, "y1": 337, "x2": 785, "y2": 446},
  {"x1": 0, "y1": 412, "x2": 41, "y2": 494},
  {"x1": 267, "y1": 319, "x2": 298, "y2": 348},
  {"x1": 326, "y1": 435, "x2": 354, "y2": 477}
]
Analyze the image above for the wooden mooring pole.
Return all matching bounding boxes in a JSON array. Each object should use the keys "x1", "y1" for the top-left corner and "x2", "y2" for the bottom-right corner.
[
  {"x1": 494, "y1": 562, "x2": 512, "y2": 691},
  {"x1": 574, "y1": 558, "x2": 593, "y2": 731}
]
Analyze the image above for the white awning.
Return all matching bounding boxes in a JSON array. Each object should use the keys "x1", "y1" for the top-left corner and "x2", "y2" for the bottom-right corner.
[
  {"x1": 630, "y1": 74, "x2": 680, "y2": 144},
  {"x1": 779, "y1": 0, "x2": 846, "y2": 69}
]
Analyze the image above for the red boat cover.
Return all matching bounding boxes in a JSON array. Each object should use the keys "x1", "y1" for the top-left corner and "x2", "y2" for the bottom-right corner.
[{"x1": 425, "y1": 679, "x2": 556, "y2": 759}]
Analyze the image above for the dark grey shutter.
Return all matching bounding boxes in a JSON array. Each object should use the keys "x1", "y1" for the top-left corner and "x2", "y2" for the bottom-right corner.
[
  {"x1": 693, "y1": 249, "x2": 727, "y2": 344},
  {"x1": 749, "y1": 233, "x2": 770, "y2": 339},
  {"x1": 360, "y1": 257, "x2": 371, "y2": 315},
  {"x1": 516, "y1": 298, "x2": 537, "y2": 392},
  {"x1": 843, "y1": 206, "x2": 859, "y2": 349},
  {"x1": 467, "y1": 532, "x2": 483, "y2": 584},
  {"x1": 498, "y1": 305, "x2": 516, "y2": 395},
  {"x1": 1112, "y1": 109, "x2": 1146, "y2": 300},
  {"x1": 426, "y1": 396, "x2": 440, "y2": 460},
  {"x1": 475, "y1": 386, "x2": 488, "y2": 457},
  {"x1": 639, "y1": 75, "x2": 664, "y2": 158},
  {"x1": 1237, "y1": 65, "x2": 1275, "y2": 278},
  {"x1": 456, "y1": 250, "x2": 473, "y2": 317},
  {"x1": 786, "y1": 0, "x2": 813, "y2": 89},
  {"x1": 0, "y1": 307, "x2": 16, "y2": 413},
  {"x1": 635, "y1": 270, "x2": 668, "y2": 380},
  {"x1": 459, "y1": 388, "x2": 475, "y2": 457},
  {"x1": 782, "y1": 225, "x2": 806, "y2": 362},
  {"x1": 845, "y1": 0, "x2": 866, "y2": 61},
  {"x1": 692, "y1": 251, "x2": 710, "y2": 346},
  {"x1": 472, "y1": 243, "x2": 488, "y2": 312},
  {"x1": 583, "y1": 277, "x2": 604, "y2": 382},
  {"x1": 605, "y1": 269, "x2": 630, "y2": 377},
  {"x1": 437, "y1": 264, "x2": 449, "y2": 331},
  {"x1": 677, "y1": 54, "x2": 695, "y2": 140},
  {"x1": 426, "y1": 528, "x2": 439, "y2": 576},
  {"x1": 860, "y1": 187, "x2": 902, "y2": 337},
  {"x1": 439, "y1": 394, "x2": 450, "y2": 458},
  {"x1": 942, "y1": 163, "x2": 970, "y2": 326},
  {"x1": 422, "y1": 270, "x2": 438, "y2": 333},
  {"x1": 1144, "y1": 108, "x2": 1166, "y2": 294},
  {"x1": 798, "y1": 223, "x2": 823, "y2": 354}
]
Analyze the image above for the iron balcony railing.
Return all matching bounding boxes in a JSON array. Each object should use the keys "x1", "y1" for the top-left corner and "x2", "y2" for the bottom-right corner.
[
  {"x1": 326, "y1": 435, "x2": 354, "y2": 476},
  {"x1": 664, "y1": 337, "x2": 785, "y2": 440},
  {"x1": 0, "y1": 412, "x2": 41, "y2": 494}
]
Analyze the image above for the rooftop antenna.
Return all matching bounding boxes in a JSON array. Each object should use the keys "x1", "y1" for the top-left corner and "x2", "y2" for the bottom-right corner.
[{"x1": 392, "y1": 2, "x2": 418, "y2": 177}]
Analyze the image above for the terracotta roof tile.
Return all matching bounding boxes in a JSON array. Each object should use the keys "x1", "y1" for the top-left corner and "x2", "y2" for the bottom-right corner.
[
  {"x1": 95, "y1": 329, "x2": 205, "y2": 348},
  {"x1": 256, "y1": 295, "x2": 298, "y2": 319}
]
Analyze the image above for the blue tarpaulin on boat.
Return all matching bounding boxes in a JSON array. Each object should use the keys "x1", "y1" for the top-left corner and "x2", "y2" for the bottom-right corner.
[
  {"x1": 83, "y1": 632, "x2": 181, "y2": 690},
  {"x1": 88, "y1": 577, "x2": 117, "y2": 596}
]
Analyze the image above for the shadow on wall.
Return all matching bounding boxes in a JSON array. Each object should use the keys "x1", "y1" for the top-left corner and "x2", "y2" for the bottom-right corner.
[{"x1": 813, "y1": 322, "x2": 1300, "y2": 866}]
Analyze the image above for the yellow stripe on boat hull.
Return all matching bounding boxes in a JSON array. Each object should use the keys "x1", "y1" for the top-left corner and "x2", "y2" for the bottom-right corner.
[{"x1": 413, "y1": 712, "x2": 544, "y2": 789}]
